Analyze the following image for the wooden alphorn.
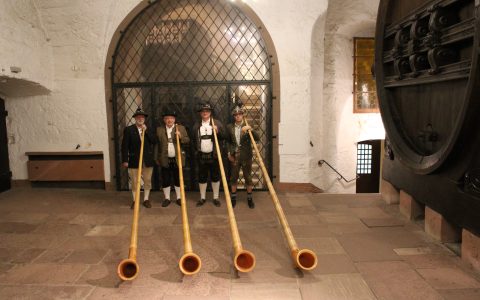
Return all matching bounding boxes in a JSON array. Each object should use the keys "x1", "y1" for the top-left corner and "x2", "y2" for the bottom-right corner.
[
  {"x1": 176, "y1": 124, "x2": 202, "y2": 275},
  {"x1": 244, "y1": 117, "x2": 317, "y2": 270},
  {"x1": 117, "y1": 127, "x2": 145, "y2": 280},
  {"x1": 211, "y1": 118, "x2": 255, "y2": 272}
]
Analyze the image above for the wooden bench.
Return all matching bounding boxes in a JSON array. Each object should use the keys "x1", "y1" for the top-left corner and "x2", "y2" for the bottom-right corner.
[{"x1": 26, "y1": 151, "x2": 104, "y2": 182}]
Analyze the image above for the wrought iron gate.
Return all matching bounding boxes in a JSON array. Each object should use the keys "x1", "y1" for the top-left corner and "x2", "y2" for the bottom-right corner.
[{"x1": 112, "y1": 0, "x2": 273, "y2": 191}]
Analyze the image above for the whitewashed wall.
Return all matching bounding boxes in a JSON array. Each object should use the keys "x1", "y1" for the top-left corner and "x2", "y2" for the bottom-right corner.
[
  {"x1": 310, "y1": 0, "x2": 384, "y2": 193},
  {"x1": 243, "y1": 0, "x2": 329, "y2": 184},
  {"x1": 0, "y1": 0, "x2": 53, "y2": 89},
  {"x1": 2, "y1": 0, "x2": 119, "y2": 180},
  {"x1": 0, "y1": 0, "x2": 53, "y2": 179},
  {"x1": 1, "y1": 0, "x2": 383, "y2": 193}
]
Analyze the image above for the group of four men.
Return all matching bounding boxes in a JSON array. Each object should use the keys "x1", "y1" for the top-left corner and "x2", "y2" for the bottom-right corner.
[{"x1": 121, "y1": 102, "x2": 259, "y2": 209}]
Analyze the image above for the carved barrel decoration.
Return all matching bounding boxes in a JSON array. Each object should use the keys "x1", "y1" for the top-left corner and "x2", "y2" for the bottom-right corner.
[{"x1": 375, "y1": 0, "x2": 477, "y2": 174}]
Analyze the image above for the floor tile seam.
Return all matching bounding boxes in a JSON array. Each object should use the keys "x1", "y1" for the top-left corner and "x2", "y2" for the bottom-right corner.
[
  {"x1": 73, "y1": 264, "x2": 97, "y2": 286},
  {"x1": 95, "y1": 249, "x2": 113, "y2": 265},
  {"x1": 0, "y1": 282, "x2": 94, "y2": 287},
  {"x1": 26, "y1": 248, "x2": 49, "y2": 264},
  {"x1": 415, "y1": 265, "x2": 480, "y2": 287},
  {"x1": 348, "y1": 269, "x2": 385, "y2": 300},
  {"x1": 411, "y1": 266, "x2": 461, "y2": 293},
  {"x1": 296, "y1": 272, "x2": 378, "y2": 300},
  {"x1": 81, "y1": 285, "x2": 97, "y2": 300}
]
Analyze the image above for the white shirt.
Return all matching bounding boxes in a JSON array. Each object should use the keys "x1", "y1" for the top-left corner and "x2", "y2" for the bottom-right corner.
[
  {"x1": 234, "y1": 123, "x2": 242, "y2": 150},
  {"x1": 166, "y1": 125, "x2": 175, "y2": 158},
  {"x1": 137, "y1": 126, "x2": 143, "y2": 137},
  {"x1": 200, "y1": 119, "x2": 213, "y2": 153}
]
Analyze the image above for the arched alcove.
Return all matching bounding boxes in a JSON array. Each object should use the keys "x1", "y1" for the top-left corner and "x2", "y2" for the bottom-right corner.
[
  {"x1": 312, "y1": 0, "x2": 382, "y2": 193},
  {"x1": 104, "y1": 0, "x2": 279, "y2": 191}
]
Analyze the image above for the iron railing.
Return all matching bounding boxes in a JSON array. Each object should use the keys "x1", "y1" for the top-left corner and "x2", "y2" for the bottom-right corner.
[{"x1": 318, "y1": 160, "x2": 358, "y2": 183}]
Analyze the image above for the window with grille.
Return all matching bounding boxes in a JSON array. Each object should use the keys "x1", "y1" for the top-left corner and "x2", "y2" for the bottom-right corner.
[
  {"x1": 111, "y1": 0, "x2": 273, "y2": 191},
  {"x1": 357, "y1": 143, "x2": 372, "y2": 174},
  {"x1": 353, "y1": 37, "x2": 379, "y2": 113}
]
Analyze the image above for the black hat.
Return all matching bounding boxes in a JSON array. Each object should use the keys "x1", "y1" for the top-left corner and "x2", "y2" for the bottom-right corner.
[
  {"x1": 197, "y1": 102, "x2": 213, "y2": 112},
  {"x1": 162, "y1": 109, "x2": 176, "y2": 117},
  {"x1": 231, "y1": 106, "x2": 244, "y2": 115},
  {"x1": 132, "y1": 107, "x2": 148, "y2": 118}
]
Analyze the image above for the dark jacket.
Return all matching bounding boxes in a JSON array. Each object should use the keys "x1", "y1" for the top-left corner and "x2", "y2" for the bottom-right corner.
[
  {"x1": 154, "y1": 124, "x2": 190, "y2": 168},
  {"x1": 192, "y1": 118, "x2": 225, "y2": 158},
  {"x1": 121, "y1": 124, "x2": 157, "y2": 168},
  {"x1": 226, "y1": 123, "x2": 259, "y2": 161}
]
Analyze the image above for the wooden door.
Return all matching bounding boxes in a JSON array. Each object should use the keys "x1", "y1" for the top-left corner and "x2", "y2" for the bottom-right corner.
[
  {"x1": 0, "y1": 98, "x2": 11, "y2": 192},
  {"x1": 356, "y1": 140, "x2": 381, "y2": 193}
]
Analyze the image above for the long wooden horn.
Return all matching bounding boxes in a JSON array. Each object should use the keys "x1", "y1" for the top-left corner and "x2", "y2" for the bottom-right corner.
[
  {"x1": 243, "y1": 116, "x2": 318, "y2": 270},
  {"x1": 211, "y1": 118, "x2": 256, "y2": 272},
  {"x1": 176, "y1": 124, "x2": 202, "y2": 275},
  {"x1": 117, "y1": 127, "x2": 145, "y2": 280}
]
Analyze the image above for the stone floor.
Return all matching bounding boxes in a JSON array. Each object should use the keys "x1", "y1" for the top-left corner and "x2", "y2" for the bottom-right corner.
[{"x1": 0, "y1": 187, "x2": 479, "y2": 300}]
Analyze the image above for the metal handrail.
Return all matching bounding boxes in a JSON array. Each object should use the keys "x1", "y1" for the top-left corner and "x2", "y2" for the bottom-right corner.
[{"x1": 318, "y1": 160, "x2": 358, "y2": 183}]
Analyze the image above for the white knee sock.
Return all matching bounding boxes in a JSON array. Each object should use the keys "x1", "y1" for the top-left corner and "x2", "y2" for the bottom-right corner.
[
  {"x1": 163, "y1": 187, "x2": 171, "y2": 200},
  {"x1": 212, "y1": 181, "x2": 220, "y2": 199},
  {"x1": 199, "y1": 183, "x2": 207, "y2": 199},
  {"x1": 144, "y1": 189, "x2": 150, "y2": 201},
  {"x1": 131, "y1": 191, "x2": 135, "y2": 201},
  {"x1": 174, "y1": 186, "x2": 181, "y2": 200}
]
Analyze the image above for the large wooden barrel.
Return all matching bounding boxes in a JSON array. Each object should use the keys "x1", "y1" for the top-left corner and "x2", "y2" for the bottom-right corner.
[{"x1": 375, "y1": 0, "x2": 479, "y2": 174}]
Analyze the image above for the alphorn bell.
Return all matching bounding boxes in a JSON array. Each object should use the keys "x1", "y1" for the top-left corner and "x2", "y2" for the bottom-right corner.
[
  {"x1": 243, "y1": 116, "x2": 318, "y2": 270},
  {"x1": 117, "y1": 127, "x2": 145, "y2": 280},
  {"x1": 176, "y1": 124, "x2": 202, "y2": 275},
  {"x1": 211, "y1": 118, "x2": 256, "y2": 272}
]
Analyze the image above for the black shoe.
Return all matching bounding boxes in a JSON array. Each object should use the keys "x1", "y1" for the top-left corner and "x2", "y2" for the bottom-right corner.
[
  {"x1": 213, "y1": 199, "x2": 221, "y2": 207},
  {"x1": 196, "y1": 199, "x2": 206, "y2": 207},
  {"x1": 248, "y1": 199, "x2": 255, "y2": 209},
  {"x1": 130, "y1": 201, "x2": 135, "y2": 210},
  {"x1": 161, "y1": 199, "x2": 171, "y2": 207},
  {"x1": 176, "y1": 199, "x2": 181, "y2": 206},
  {"x1": 143, "y1": 200, "x2": 152, "y2": 208}
]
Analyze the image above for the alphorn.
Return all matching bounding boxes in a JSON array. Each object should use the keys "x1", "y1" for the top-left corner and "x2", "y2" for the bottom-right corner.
[
  {"x1": 211, "y1": 118, "x2": 256, "y2": 272},
  {"x1": 243, "y1": 116, "x2": 318, "y2": 270},
  {"x1": 176, "y1": 124, "x2": 202, "y2": 275},
  {"x1": 117, "y1": 127, "x2": 145, "y2": 280}
]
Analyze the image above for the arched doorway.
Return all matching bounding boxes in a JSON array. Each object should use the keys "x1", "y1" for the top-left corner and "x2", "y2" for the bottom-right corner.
[{"x1": 111, "y1": 0, "x2": 273, "y2": 191}]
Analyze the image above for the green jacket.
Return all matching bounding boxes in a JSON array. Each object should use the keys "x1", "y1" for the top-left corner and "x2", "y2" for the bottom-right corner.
[
  {"x1": 226, "y1": 122, "x2": 259, "y2": 161},
  {"x1": 154, "y1": 124, "x2": 190, "y2": 168}
]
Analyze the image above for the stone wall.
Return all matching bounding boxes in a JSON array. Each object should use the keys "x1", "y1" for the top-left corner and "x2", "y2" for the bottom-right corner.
[{"x1": 310, "y1": 0, "x2": 384, "y2": 193}]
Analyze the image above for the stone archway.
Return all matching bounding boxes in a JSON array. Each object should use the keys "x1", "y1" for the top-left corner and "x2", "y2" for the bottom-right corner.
[{"x1": 104, "y1": 0, "x2": 279, "y2": 191}]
